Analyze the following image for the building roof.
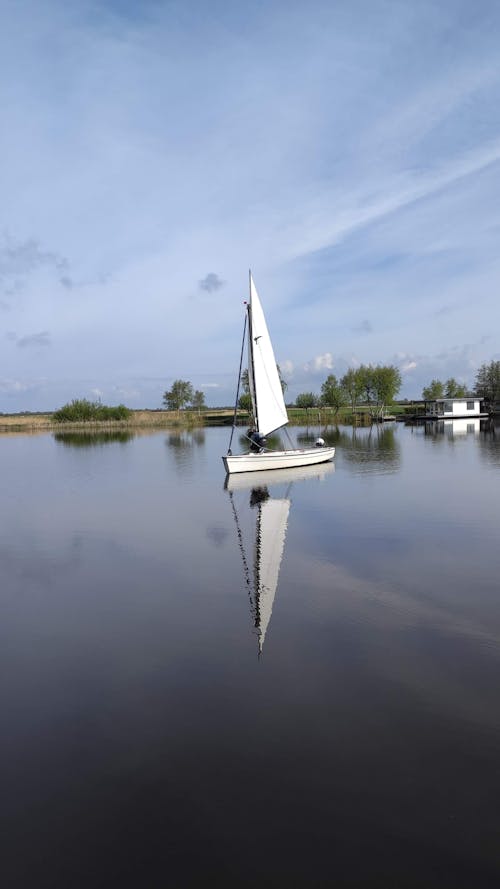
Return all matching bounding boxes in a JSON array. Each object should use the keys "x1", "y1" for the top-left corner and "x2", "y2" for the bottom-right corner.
[{"x1": 425, "y1": 396, "x2": 479, "y2": 403}]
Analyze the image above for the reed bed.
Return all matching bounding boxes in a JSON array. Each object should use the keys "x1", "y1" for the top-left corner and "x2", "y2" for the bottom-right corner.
[{"x1": 0, "y1": 410, "x2": 209, "y2": 434}]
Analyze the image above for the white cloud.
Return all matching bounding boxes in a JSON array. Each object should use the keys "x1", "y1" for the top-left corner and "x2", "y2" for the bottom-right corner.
[
  {"x1": 113, "y1": 386, "x2": 140, "y2": 399},
  {"x1": 280, "y1": 360, "x2": 294, "y2": 377},
  {"x1": 0, "y1": 378, "x2": 28, "y2": 393},
  {"x1": 304, "y1": 353, "x2": 333, "y2": 373}
]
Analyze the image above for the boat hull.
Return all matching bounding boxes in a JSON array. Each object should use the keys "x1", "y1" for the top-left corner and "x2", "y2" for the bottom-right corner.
[{"x1": 222, "y1": 446, "x2": 335, "y2": 474}]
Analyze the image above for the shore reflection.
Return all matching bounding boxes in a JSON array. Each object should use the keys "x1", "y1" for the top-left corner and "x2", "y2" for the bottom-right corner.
[
  {"x1": 301, "y1": 425, "x2": 401, "y2": 473},
  {"x1": 53, "y1": 430, "x2": 135, "y2": 447}
]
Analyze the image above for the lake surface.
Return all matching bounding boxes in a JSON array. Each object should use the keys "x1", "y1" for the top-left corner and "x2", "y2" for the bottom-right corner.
[{"x1": 1, "y1": 421, "x2": 499, "y2": 888}]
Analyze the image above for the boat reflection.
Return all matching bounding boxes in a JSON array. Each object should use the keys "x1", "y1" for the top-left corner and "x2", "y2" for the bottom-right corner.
[
  {"x1": 224, "y1": 460, "x2": 334, "y2": 491},
  {"x1": 225, "y1": 463, "x2": 334, "y2": 654}
]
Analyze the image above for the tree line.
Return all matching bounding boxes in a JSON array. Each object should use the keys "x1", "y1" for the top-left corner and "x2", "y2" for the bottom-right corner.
[
  {"x1": 421, "y1": 360, "x2": 500, "y2": 404},
  {"x1": 295, "y1": 364, "x2": 402, "y2": 418},
  {"x1": 160, "y1": 359, "x2": 500, "y2": 416}
]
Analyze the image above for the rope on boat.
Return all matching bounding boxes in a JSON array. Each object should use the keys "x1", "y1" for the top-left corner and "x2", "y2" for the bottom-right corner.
[{"x1": 227, "y1": 312, "x2": 248, "y2": 455}]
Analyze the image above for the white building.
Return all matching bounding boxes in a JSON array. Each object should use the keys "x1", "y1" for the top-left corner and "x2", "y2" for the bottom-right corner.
[{"x1": 425, "y1": 397, "x2": 487, "y2": 419}]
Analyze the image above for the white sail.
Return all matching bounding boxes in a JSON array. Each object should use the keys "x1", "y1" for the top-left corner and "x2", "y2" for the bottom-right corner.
[
  {"x1": 255, "y1": 497, "x2": 290, "y2": 653},
  {"x1": 248, "y1": 274, "x2": 288, "y2": 437}
]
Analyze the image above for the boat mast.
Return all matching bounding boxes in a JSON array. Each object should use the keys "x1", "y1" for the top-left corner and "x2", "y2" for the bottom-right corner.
[{"x1": 227, "y1": 310, "x2": 248, "y2": 455}]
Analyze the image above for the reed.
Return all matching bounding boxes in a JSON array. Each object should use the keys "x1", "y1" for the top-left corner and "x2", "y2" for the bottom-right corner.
[{"x1": 0, "y1": 409, "x2": 207, "y2": 433}]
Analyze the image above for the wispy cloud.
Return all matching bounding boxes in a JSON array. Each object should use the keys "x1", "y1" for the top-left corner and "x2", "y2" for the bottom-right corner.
[
  {"x1": 113, "y1": 385, "x2": 140, "y2": 399},
  {"x1": 352, "y1": 320, "x2": 373, "y2": 334},
  {"x1": 0, "y1": 378, "x2": 29, "y2": 393},
  {"x1": 434, "y1": 305, "x2": 454, "y2": 317},
  {"x1": 288, "y1": 139, "x2": 500, "y2": 264},
  {"x1": 0, "y1": 235, "x2": 70, "y2": 295},
  {"x1": 16, "y1": 331, "x2": 51, "y2": 349},
  {"x1": 401, "y1": 360, "x2": 417, "y2": 372}
]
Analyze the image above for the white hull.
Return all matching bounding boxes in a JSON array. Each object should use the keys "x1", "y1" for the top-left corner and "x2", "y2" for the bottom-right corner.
[{"x1": 222, "y1": 446, "x2": 335, "y2": 474}]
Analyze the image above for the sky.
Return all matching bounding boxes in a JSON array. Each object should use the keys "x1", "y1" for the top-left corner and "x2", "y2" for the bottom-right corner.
[{"x1": 1, "y1": 0, "x2": 500, "y2": 411}]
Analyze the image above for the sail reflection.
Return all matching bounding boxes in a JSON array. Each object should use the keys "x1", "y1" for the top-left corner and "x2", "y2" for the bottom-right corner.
[{"x1": 226, "y1": 463, "x2": 334, "y2": 654}]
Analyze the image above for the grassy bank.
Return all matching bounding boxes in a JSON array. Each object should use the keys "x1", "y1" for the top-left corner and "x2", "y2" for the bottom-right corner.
[
  {"x1": 0, "y1": 409, "x2": 208, "y2": 433},
  {"x1": 0, "y1": 402, "x2": 419, "y2": 434}
]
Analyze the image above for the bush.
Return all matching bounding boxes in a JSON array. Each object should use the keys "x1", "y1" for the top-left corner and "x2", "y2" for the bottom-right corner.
[{"x1": 53, "y1": 399, "x2": 131, "y2": 423}]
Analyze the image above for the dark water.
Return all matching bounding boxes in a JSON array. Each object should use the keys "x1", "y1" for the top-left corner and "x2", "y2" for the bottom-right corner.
[{"x1": 1, "y1": 421, "x2": 499, "y2": 888}]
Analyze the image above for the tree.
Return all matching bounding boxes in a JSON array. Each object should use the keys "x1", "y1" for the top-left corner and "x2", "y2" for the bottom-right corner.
[
  {"x1": 340, "y1": 368, "x2": 365, "y2": 414},
  {"x1": 341, "y1": 364, "x2": 401, "y2": 417},
  {"x1": 238, "y1": 392, "x2": 252, "y2": 413},
  {"x1": 237, "y1": 370, "x2": 253, "y2": 414},
  {"x1": 358, "y1": 365, "x2": 377, "y2": 406},
  {"x1": 191, "y1": 390, "x2": 206, "y2": 414},
  {"x1": 320, "y1": 374, "x2": 346, "y2": 416},
  {"x1": 240, "y1": 364, "x2": 287, "y2": 395},
  {"x1": 475, "y1": 360, "x2": 500, "y2": 403},
  {"x1": 163, "y1": 380, "x2": 194, "y2": 411},
  {"x1": 422, "y1": 379, "x2": 445, "y2": 400},
  {"x1": 371, "y1": 365, "x2": 402, "y2": 415},
  {"x1": 445, "y1": 377, "x2": 468, "y2": 398},
  {"x1": 277, "y1": 364, "x2": 288, "y2": 395},
  {"x1": 295, "y1": 392, "x2": 318, "y2": 409}
]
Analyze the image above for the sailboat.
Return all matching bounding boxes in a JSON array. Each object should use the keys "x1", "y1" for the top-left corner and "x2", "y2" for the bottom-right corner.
[{"x1": 222, "y1": 273, "x2": 335, "y2": 474}]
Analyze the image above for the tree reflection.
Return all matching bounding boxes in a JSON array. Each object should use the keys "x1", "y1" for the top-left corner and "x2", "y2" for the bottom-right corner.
[
  {"x1": 237, "y1": 432, "x2": 283, "y2": 451},
  {"x1": 53, "y1": 430, "x2": 135, "y2": 447},
  {"x1": 166, "y1": 429, "x2": 205, "y2": 449},
  {"x1": 477, "y1": 418, "x2": 500, "y2": 467},
  {"x1": 166, "y1": 428, "x2": 206, "y2": 469},
  {"x1": 313, "y1": 424, "x2": 401, "y2": 472}
]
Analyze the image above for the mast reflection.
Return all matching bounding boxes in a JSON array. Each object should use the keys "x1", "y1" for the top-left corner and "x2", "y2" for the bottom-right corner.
[{"x1": 225, "y1": 463, "x2": 334, "y2": 654}]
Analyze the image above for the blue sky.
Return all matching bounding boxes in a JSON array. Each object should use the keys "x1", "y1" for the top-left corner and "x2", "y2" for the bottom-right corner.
[{"x1": 1, "y1": 0, "x2": 500, "y2": 410}]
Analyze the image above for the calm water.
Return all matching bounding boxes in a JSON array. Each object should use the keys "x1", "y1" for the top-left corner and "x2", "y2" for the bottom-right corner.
[{"x1": 1, "y1": 421, "x2": 499, "y2": 888}]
